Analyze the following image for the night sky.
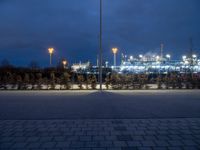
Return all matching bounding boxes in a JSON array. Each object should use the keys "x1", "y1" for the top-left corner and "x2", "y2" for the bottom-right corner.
[{"x1": 0, "y1": 0, "x2": 200, "y2": 67}]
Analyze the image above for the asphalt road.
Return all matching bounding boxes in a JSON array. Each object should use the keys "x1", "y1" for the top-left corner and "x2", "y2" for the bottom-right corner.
[{"x1": 0, "y1": 90, "x2": 200, "y2": 120}]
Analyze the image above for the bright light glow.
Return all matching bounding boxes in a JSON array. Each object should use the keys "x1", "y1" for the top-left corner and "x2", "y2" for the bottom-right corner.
[
  {"x1": 62, "y1": 60, "x2": 67, "y2": 66},
  {"x1": 166, "y1": 54, "x2": 171, "y2": 58},
  {"x1": 192, "y1": 54, "x2": 197, "y2": 58},
  {"x1": 185, "y1": 60, "x2": 189, "y2": 64},
  {"x1": 48, "y1": 48, "x2": 54, "y2": 54},
  {"x1": 112, "y1": 48, "x2": 118, "y2": 54},
  {"x1": 130, "y1": 56, "x2": 133, "y2": 60},
  {"x1": 156, "y1": 56, "x2": 160, "y2": 60},
  {"x1": 139, "y1": 54, "x2": 143, "y2": 58},
  {"x1": 105, "y1": 61, "x2": 109, "y2": 67},
  {"x1": 182, "y1": 55, "x2": 187, "y2": 60}
]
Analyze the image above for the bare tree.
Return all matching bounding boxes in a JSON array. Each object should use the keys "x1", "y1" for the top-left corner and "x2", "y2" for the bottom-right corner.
[
  {"x1": 16, "y1": 75, "x2": 22, "y2": 90},
  {"x1": 77, "y1": 75, "x2": 84, "y2": 90},
  {"x1": 91, "y1": 75, "x2": 97, "y2": 90},
  {"x1": 105, "y1": 74, "x2": 111, "y2": 90},
  {"x1": 36, "y1": 73, "x2": 43, "y2": 90},
  {"x1": 23, "y1": 73, "x2": 30, "y2": 90},
  {"x1": 61, "y1": 72, "x2": 71, "y2": 90},
  {"x1": 50, "y1": 72, "x2": 56, "y2": 90}
]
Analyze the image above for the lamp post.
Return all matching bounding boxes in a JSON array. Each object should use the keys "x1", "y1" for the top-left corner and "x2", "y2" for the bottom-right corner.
[
  {"x1": 112, "y1": 48, "x2": 118, "y2": 67},
  {"x1": 129, "y1": 55, "x2": 133, "y2": 62},
  {"x1": 182, "y1": 56, "x2": 187, "y2": 74},
  {"x1": 192, "y1": 54, "x2": 197, "y2": 72},
  {"x1": 192, "y1": 54, "x2": 197, "y2": 64},
  {"x1": 99, "y1": 0, "x2": 103, "y2": 90},
  {"x1": 166, "y1": 54, "x2": 171, "y2": 61},
  {"x1": 139, "y1": 54, "x2": 143, "y2": 61},
  {"x1": 62, "y1": 60, "x2": 67, "y2": 69},
  {"x1": 156, "y1": 55, "x2": 160, "y2": 62},
  {"x1": 48, "y1": 48, "x2": 54, "y2": 66}
]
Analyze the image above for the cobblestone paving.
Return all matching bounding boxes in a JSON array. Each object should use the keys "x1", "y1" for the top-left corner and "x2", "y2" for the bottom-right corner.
[{"x1": 0, "y1": 118, "x2": 200, "y2": 150}]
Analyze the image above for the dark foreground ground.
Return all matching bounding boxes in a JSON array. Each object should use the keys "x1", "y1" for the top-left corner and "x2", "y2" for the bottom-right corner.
[
  {"x1": 0, "y1": 90, "x2": 200, "y2": 119},
  {"x1": 0, "y1": 90, "x2": 200, "y2": 149}
]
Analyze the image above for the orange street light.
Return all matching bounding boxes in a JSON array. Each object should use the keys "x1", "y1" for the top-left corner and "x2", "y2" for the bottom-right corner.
[
  {"x1": 112, "y1": 48, "x2": 118, "y2": 66},
  {"x1": 62, "y1": 60, "x2": 67, "y2": 69},
  {"x1": 48, "y1": 48, "x2": 54, "y2": 66}
]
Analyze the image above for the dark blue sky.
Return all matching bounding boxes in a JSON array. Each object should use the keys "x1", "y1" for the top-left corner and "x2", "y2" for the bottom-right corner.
[{"x1": 0, "y1": 0, "x2": 200, "y2": 67}]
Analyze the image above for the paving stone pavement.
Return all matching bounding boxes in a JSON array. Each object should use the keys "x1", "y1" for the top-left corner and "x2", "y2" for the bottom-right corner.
[{"x1": 0, "y1": 118, "x2": 200, "y2": 150}]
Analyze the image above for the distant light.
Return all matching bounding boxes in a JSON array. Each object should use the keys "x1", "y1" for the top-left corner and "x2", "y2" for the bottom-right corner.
[
  {"x1": 166, "y1": 54, "x2": 171, "y2": 58},
  {"x1": 112, "y1": 48, "x2": 118, "y2": 54},
  {"x1": 182, "y1": 55, "x2": 187, "y2": 60},
  {"x1": 139, "y1": 54, "x2": 143, "y2": 58},
  {"x1": 62, "y1": 60, "x2": 67, "y2": 66},
  {"x1": 185, "y1": 60, "x2": 189, "y2": 64},
  {"x1": 130, "y1": 56, "x2": 133, "y2": 60},
  {"x1": 48, "y1": 48, "x2": 54, "y2": 54},
  {"x1": 105, "y1": 61, "x2": 109, "y2": 67},
  {"x1": 192, "y1": 54, "x2": 197, "y2": 58}
]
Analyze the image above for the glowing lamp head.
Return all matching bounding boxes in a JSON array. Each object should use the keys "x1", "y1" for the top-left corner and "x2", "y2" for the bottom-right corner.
[
  {"x1": 185, "y1": 60, "x2": 189, "y2": 64},
  {"x1": 166, "y1": 54, "x2": 171, "y2": 58},
  {"x1": 62, "y1": 60, "x2": 67, "y2": 66},
  {"x1": 112, "y1": 48, "x2": 118, "y2": 54},
  {"x1": 192, "y1": 54, "x2": 197, "y2": 58},
  {"x1": 139, "y1": 54, "x2": 143, "y2": 58},
  {"x1": 182, "y1": 55, "x2": 187, "y2": 60},
  {"x1": 130, "y1": 56, "x2": 133, "y2": 60},
  {"x1": 48, "y1": 48, "x2": 54, "y2": 54}
]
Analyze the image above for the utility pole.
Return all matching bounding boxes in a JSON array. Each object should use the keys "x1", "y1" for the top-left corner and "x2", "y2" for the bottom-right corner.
[{"x1": 99, "y1": 0, "x2": 103, "y2": 91}]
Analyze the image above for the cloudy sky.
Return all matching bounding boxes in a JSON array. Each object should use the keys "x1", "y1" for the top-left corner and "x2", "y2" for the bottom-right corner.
[{"x1": 0, "y1": 0, "x2": 200, "y2": 66}]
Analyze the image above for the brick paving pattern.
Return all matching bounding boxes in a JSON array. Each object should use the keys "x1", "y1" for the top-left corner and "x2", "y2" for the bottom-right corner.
[{"x1": 0, "y1": 118, "x2": 200, "y2": 150}]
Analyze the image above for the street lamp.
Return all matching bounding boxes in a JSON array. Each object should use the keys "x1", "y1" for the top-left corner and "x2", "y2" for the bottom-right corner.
[
  {"x1": 48, "y1": 48, "x2": 54, "y2": 66},
  {"x1": 156, "y1": 56, "x2": 160, "y2": 62},
  {"x1": 112, "y1": 48, "x2": 118, "y2": 66},
  {"x1": 139, "y1": 54, "x2": 143, "y2": 61},
  {"x1": 166, "y1": 54, "x2": 171, "y2": 61},
  {"x1": 125, "y1": 55, "x2": 127, "y2": 62},
  {"x1": 105, "y1": 61, "x2": 109, "y2": 68},
  {"x1": 129, "y1": 55, "x2": 133, "y2": 62},
  {"x1": 62, "y1": 60, "x2": 67, "y2": 69},
  {"x1": 192, "y1": 54, "x2": 197, "y2": 58},
  {"x1": 192, "y1": 54, "x2": 197, "y2": 67},
  {"x1": 99, "y1": 0, "x2": 103, "y2": 90}
]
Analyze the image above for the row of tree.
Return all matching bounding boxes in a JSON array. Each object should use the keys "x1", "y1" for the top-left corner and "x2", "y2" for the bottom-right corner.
[
  {"x1": 0, "y1": 67, "x2": 98, "y2": 90},
  {"x1": 0, "y1": 66, "x2": 200, "y2": 90},
  {"x1": 157, "y1": 73, "x2": 200, "y2": 89},
  {"x1": 106, "y1": 73, "x2": 200, "y2": 89}
]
